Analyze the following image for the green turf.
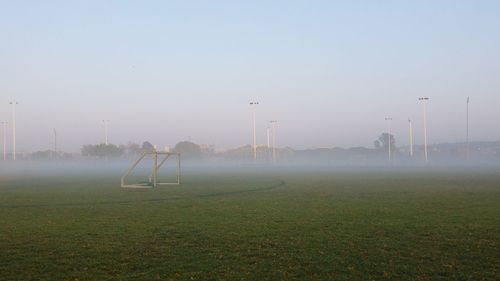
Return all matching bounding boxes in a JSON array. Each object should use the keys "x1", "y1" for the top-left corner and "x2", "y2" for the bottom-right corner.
[{"x1": 0, "y1": 168, "x2": 498, "y2": 280}]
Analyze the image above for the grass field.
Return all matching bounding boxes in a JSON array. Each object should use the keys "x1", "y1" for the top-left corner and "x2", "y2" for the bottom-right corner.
[{"x1": 0, "y1": 166, "x2": 499, "y2": 280}]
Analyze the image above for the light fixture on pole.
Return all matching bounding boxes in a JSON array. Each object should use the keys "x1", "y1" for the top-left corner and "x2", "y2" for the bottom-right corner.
[
  {"x1": 418, "y1": 97, "x2": 429, "y2": 162},
  {"x1": 9, "y1": 101, "x2": 18, "y2": 161},
  {"x1": 385, "y1": 117, "x2": 393, "y2": 161},
  {"x1": 1, "y1": 121, "x2": 7, "y2": 161},
  {"x1": 270, "y1": 120, "x2": 278, "y2": 163},
  {"x1": 408, "y1": 119, "x2": 414, "y2": 157},
  {"x1": 249, "y1": 102, "x2": 259, "y2": 162},
  {"x1": 102, "y1": 120, "x2": 109, "y2": 145}
]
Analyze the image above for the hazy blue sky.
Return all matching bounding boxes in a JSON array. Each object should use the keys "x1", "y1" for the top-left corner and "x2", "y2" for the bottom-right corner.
[{"x1": 1, "y1": 1, "x2": 499, "y2": 152}]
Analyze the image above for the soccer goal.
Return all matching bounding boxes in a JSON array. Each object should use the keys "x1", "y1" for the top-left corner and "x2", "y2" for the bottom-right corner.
[{"x1": 121, "y1": 150, "x2": 181, "y2": 188}]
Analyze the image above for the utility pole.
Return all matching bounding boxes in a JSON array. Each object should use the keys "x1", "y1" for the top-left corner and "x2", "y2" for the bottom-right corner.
[
  {"x1": 266, "y1": 125, "x2": 270, "y2": 162},
  {"x1": 466, "y1": 96, "x2": 470, "y2": 160},
  {"x1": 54, "y1": 128, "x2": 58, "y2": 152},
  {"x1": 249, "y1": 102, "x2": 259, "y2": 162},
  {"x1": 385, "y1": 117, "x2": 393, "y2": 161},
  {"x1": 102, "y1": 120, "x2": 109, "y2": 145},
  {"x1": 270, "y1": 120, "x2": 277, "y2": 163},
  {"x1": 10, "y1": 101, "x2": 18, "y2": 160},
  {"x1": 408, "y1": 119, "x2": 414, "y2": 157},
  {"x1": 419, "y1": 97, "x2": 429, "y2": 162},
  {"x1": 1, "y1": 121, "x2": 7, "y2": 161}
]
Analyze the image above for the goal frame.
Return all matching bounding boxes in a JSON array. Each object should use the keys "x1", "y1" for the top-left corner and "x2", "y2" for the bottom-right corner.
[{"x1": 121, "y1": 150, "x2": 181, "y2": 188}]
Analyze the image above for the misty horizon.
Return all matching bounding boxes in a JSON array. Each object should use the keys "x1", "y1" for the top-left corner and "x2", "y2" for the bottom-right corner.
[{"x1": 1, "y1": 1, "x2": 499, "y2": 153}]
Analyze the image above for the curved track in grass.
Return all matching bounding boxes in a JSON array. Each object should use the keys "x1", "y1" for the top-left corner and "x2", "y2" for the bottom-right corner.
[{"x1": 0, "y1": 179, "x2": 286, "y2": 209}]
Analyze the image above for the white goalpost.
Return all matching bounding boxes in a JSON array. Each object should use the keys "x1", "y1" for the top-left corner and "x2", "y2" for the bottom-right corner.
[{"x1": 121, "y1": 150, "x2": 181, "y2": 188}]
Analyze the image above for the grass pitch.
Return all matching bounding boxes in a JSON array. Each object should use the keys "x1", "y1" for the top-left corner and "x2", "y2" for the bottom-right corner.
[{"x1": 0, "y1": 166, "x2": 498, "y2": 280}]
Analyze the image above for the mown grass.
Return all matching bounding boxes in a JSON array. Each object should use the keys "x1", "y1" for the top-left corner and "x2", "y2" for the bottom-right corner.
[{"x1": 0, "y1": 167, "x2": 498, "y2": 280}]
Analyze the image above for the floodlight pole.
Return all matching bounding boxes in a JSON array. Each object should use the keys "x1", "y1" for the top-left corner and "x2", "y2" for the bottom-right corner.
[
  {"x1": 54, "y1": 128, "x2": 57, "y2": 153},
  {"x1": 266, "y1": 125, "x2": 270, "y2": 161},
  {"x1": 385, "y1": 117, "x2": 393, "y2": 161},
  {"x1": 266, "y1": 126, "x2": 270, "y2": 148},
  {"x1": 466, "y1": 96, "x2": 470, "y2": 160},
  {"x1": 419, "y1": 97, "x2": 429, "y2": 162},
  {"x1": 408, "y1": 119, "x2": 414, "y2": 157},
  {"x1": 270, "y1": 120, "x2": 277, "y2": 163},
  {"x1": 102, "y1": 120, "x2": 109, "y2": 145},
  {"x1": 1, "y1": 121, "x2": 7, "y2": 161},
  {"x1": 10, "y1": 101, "x2": 18, "y2": 161},
  {"x1": 249, "y1": 102, "x2": 259, "y2": 162}
]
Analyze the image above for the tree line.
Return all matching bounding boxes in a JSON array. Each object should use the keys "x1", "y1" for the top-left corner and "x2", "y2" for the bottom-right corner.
[{"x1": 80, "y1": 141, "x2": 205, "y2": 159}]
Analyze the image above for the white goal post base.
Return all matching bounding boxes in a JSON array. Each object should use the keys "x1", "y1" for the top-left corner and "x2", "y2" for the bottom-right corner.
[{"x1": 121, "y1": 150, "x2": 181, "y2": 188}]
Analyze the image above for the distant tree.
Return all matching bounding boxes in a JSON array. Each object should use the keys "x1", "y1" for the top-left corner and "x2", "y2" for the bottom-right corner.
[
  {"x1": 223, "y1": 145, "x2": 253, "y2": 159},
  {"x1": 142, "y1": 141, "x2": 155, "y2": 152},
  {"x1": 125, "y1": 142, "x2": 142, "y2": 156},
  {"x1": 172, "y1": 141, "x2": 202, "y2": 159},
  {"x1": 31, "y1": 150, "x2": 53, "y2": 160},
  {"x1": 31, "y1": 150, "x2": 72, "y2": 160},
  {"x1": 81, "y1": 143, "x2": 124, "y2": 158},
  {"x1": 375, "y1": 133, "x2": 397, "y2": 153}
]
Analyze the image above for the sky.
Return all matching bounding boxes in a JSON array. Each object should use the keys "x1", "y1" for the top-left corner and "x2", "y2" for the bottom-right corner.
[{"x1": 1, "y1": 0, "x2": 499, "y2": 152}]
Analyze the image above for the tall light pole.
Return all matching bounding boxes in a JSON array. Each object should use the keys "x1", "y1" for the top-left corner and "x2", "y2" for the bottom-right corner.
[
  {"x1": 266, "y1": 125, "x2": 270, "y2": 161},
  {"x1": 419, "y1": 97, "x2": 429, "y2": 162},
  {"x1": 385, "y1": 117, "x2": 393, "y2": 161},
  {"x1": 270, "y1": 120, "x2": 277, "y2": 163},
  {"x1": 249, "y1": 102, "x2": 259, "y2": 162},
  {"x1": 1, "y1": 121, "x2": 7, "y2": 161},
  {"x1": 54, "y1": 128, "x2": 58, "y2": 153},
  {"x1": 466, "y1": 96, "x2": 470, "y2": 160},
  {"x1": 102, "y1": 120, "x2": 109, "y2": 145},
  {"x1": 408, "y1": 119, "x2": 414, "y2": 157},
  {"x1": 10, "y1": 101, "x2": 18, "y2": 160}
]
